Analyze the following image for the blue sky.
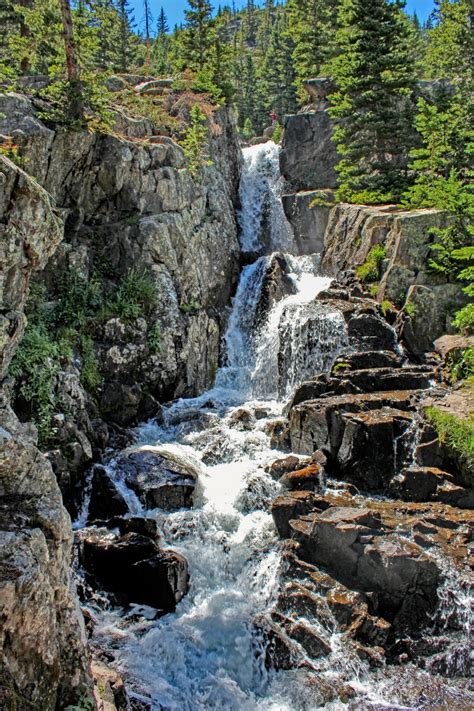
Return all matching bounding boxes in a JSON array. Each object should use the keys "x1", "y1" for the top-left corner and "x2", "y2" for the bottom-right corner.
[{"x1": 130, "y1": 1, "x2": 435, "y2": 34}]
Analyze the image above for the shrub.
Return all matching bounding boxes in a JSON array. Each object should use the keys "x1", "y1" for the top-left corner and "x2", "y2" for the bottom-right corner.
[
  {"x1": 148, "y1": 322, "x2": 161, "y2": 355},
  {"x1": 111, "y1": 268, "x2": 157, "y2": 321},
  {"x1": 272, "y1": 122, "x2": 283, "y2": 144},
  {"x1": 425, "y1": 406, "x2": 474, "y2": 483},
  {"x1": 8, "y1": 323, "x2": 71, "y2": 446},
  {"x1": 447, "y1": 346, "x2": 474, "y2": 383},
  {"x1": 452, "y1": 303, "x2": 474, "y2": 335},
  {"x1": 356, "y1": 245, "x2": 387, "y2": 283}
]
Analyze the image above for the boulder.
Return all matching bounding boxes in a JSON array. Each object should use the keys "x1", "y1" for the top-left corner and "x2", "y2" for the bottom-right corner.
[
  {"x1": 281, "y1": 190, "x2": 333, "y2": 255},
  {"x1": 280, "y1": 463, "x2": 323, "y2": 491},
  {"x1": 271, "y1": 491, "x2": 319, "y2": 538},
  {"x1": 87, "y1": 465, "x2": 129, "y2": 523},
  {"x1": 280, "y1": 111, "x2": 338, "y2": 190},
  {"x1": 112, "y1": 447, "x2": 199, "y2": 510},
  {"x1": 77, "y1": 528, "x2": 188, "y2": 611}
]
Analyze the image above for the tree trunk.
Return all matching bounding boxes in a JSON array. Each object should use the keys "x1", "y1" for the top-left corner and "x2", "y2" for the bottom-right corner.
[{"x1": 58, "y1": 0, "x2": 83, "y2": 121}]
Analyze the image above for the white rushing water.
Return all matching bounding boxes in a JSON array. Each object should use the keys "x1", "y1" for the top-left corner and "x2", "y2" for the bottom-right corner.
[{"x1": 86, "y1": 142, "x2": 351, "y2": 708}]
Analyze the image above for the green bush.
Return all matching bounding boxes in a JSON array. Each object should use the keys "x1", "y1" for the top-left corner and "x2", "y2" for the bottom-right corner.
[
  {"x1": 8, "y1": 323, "x2": 71, "y2": 446},
  {"x1": 452, "y1": 303, "x2": 474, "y2": 335},
  {"x1": 111, "y1": 268, "x2": 157, "y2": 321},
  {"x1": 272, "y1": 122, "x2": 283, "y2": 144},
  {"x1": 148, "y1": 322, "x2": 161, "y2": 355},
  {"x1": 447, "y1": 346, "x2": 474, "y2": 383},
  {"x1": 356, "y1": 245, "x2": 387, "y2": 283}
]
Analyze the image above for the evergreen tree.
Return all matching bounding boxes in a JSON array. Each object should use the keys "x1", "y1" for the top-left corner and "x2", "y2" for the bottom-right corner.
[
  {"x1": 425, "y1": 0, "x2": 473, "y2": 82},
  {"x1": 288, "y1": 0, "x2": 338, "y2": 99},
  {"x1": 258, "y1": 13, "x2": 297, "y2": 125},
  {"x1": 182, "y1": 0, "x2": 214, "y2": 70},
  {"x1": 329, "y1": 0, "x2": 417, "y2": 202},
  {"x1": 157, "y1": 7, "x2": 169, "y2": 35},
  {"x1": 116, "y1": 0, "x2": 136, "y2": 72}
]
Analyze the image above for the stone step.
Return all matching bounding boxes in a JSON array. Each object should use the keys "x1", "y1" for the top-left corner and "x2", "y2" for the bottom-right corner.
[{"x1": 288, "y1": 366, "x2": 438, "y2": 409}]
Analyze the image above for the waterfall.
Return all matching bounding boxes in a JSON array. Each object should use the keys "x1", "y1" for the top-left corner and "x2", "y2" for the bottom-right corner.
[{"x1": 238, "y1": 142, "x2": 294, "y2": 254}]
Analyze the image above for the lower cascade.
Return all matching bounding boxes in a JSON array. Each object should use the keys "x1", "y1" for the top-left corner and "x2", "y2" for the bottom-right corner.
[{"x1": 76, "y1": 143, "x2": 473, "y2": 710}]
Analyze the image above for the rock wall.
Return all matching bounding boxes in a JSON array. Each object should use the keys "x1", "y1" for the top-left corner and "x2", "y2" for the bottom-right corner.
[
  {"x1": 0, "y1": 156, "x2": 92, "y2": 708},
  {"x1": 0, "y1": 91, "x2": 241, "y2": 503}
]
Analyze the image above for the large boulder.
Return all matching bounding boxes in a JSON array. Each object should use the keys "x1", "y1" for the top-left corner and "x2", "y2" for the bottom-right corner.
[
  {"x1": 111, "y1": 446, "x2": 200, "y2": 510},
  {"x1": 280, "y1": 111, "x2": 338, "y2": 190},
  {"x1": 281, "y1": 190, "x2": 333, "y2": 255},
  {"x1": 77, "y1": 528, "x2": 188, "y2": 611}
]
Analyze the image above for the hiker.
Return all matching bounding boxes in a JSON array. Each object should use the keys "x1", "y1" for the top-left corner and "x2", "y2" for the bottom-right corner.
[{"x1": 271, "y1": 110, "x2": 277, "y2": 127}]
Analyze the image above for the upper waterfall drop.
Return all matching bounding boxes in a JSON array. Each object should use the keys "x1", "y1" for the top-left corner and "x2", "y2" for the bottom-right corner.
[{"x1": 238, "y1": 142, "x2": 294, "y2": 254}]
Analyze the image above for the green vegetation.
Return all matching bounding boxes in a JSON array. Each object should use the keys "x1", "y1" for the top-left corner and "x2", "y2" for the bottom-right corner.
[
  {"x1": 404, "y1": 301, "x2": 416, "y2": 318},
  {"x1": 381, "y1": 300, "x2": 394, "y2": 317},
  {"x1": 8, "y1": 266, "x2": 158, "y2": 445},
  {"x1": 447, "y1": 346, "x2": 474, "y2": 383},
  {"x1": 329, "y1": 0, "x2": 416, "y2": 203},
  {"x1": 452, "y1": 303, "x2": 474, "y2": 336},
  {"x1": 425, "y1": 406, "x2": 474, "y2": 482},
  {"x1": 332, "y1": 361, "x2": 351, "y2": 374},
  {"x1": 356, "y1": 245, "x2": 387, "y2": 283},
  {"x1": 181, "y1": 104, "x2": 212, "y2": 176}
]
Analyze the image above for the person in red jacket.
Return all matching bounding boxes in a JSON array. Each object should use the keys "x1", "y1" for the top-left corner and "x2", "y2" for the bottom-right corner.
[{"x1": 271, "y1": 110, "x2": 277, "y2": 127}]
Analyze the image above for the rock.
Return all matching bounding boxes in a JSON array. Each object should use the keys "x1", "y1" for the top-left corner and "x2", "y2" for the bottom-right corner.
[
  {"x1": 392, "y1": 466, "x2": 451, "y2": 503},
  {"x1": 92, "y1": 659, "x2": 129, "y2": 710},
  {"x1": 321, "y1": 204, "x2": 467, "y2": 345},
  {"x1": 302, "y1": 78, "x2": 337, "y2": 108},
  {"x1": 281, "y1": 190, "x2": 333, "y2": 255},
  {"x1": 106, "y1": 516, "x2": 161, "y2": 541},
  {"x1": 347, "y1": 313, "x2": 397, "y2": 351},
  {"x1": 399, "y1": 285, "x2": 444, "y2": 355},
  {"x1": 280, "y1": 463, "x2": 323, "y2": 491},
  {"x1": 87, "y1": 465, "x2": 129, "y2": 523},
  {"x1": 254, "y1": 253, "x2": 297, "y2": 323},
  {"x1": 0, "y1": 406, "x2": 93, "y2": 708},
  {"x1": 333, "y1": 350, "x2": 403, "y2": 371},
  {"x1": 266, "y1": 455, "x2": 305, "y2": 479},
  {"x1": 253, "y1": 613, "x2": 303, "y2": 669},
  {"x1": 280, "y1": 111, "x2": 338, "y2": 190},
  {"x1": 289, "y1": 390, "x2": 418, "y2": 459},
  {"x1": 77, "y1": 528, "x2": 188, "y2": 611},
  {"x1": 271, "y1": 491, "x2": 319, "y2": 538},
  {"x1": 113, "y1": 447, "x2": 199, "y2": 510},
  {"x1": 434, "y1": 334, "x2": 474, "y2": 360},
  {"x1": 291, "y1": 507, "x2": 440, "y2": 630}
]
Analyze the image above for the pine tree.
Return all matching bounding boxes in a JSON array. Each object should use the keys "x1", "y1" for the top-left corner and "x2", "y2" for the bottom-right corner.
[
  {"x1": 329, "y1": 0, "x2": 417, "y2": 202},
  {"x1": 116, "y1": 0, "x2": 136, "y2": 72},
  {"x1": 143, "y1": 0, "x2": 153, "y2": 69},
  {"x1": 425, "y1": 0, "x2": 473, "y2": 82},
  {"x1": 157, "y1": 7, "x2": 169, "y2": 35},
  {"x1": 288, "y1": 0, "x2": 338, "y2": 99},
  {"x1": 258, "y1": 13, "x2": 297, "y2": 125},
  {"x1": 182, "y1": 0, "x2": 214, "y2": 70}
]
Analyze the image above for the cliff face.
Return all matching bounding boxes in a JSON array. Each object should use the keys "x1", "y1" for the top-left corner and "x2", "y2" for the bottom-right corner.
[
  {"x1": 0, "y1": 90, "x2": 242, "y2": 706},
  {"x1": 0, "y1": 156, "x2": 92, "y2": 708},
  {"x1": 0, "y1": 91, "x2": 241, "y2": 504}
]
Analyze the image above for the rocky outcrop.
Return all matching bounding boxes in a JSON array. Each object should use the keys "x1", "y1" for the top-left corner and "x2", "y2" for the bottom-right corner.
[
  {"x1": 0, "y1": 159, "x2": 92, "y2": 707},
  {"x1": 321, "y1": 204, "x2": 467, "y2": 353},
  {"x1": 281, "y1": 190, "x2": 333, "y2": 255}
]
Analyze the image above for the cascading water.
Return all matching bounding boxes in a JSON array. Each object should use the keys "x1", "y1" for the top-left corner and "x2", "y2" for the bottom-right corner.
[
  {"x1": 82, "y1": 142, "x2": 349, "y2": 708},
  {"x1": 80, "y1": 142, "x2": 471, "y2": 709}
]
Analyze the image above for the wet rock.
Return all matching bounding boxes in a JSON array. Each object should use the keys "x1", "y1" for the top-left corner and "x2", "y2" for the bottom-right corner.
[
  {"x1": 271, "y1": 491, "x2": 319, "y2": 538},
  {"x1": 254, "y1": 253, "x2": 297, "y2": 323},
  {"x1": 266, "y1": 454, "x2": 305, "y2": 479},
  {"x1": 280, "y1": 463, "x2": 323, "y2": 491},
  {"x1": 77, "y1": 528, "x2": 188, "y2": 611},
  {"x1": 333, "y1": 351, "x2": 404, "y2": 371},
  {"x1": 253, "y1": 613, "x2": 303, "y2": 669},
  {"x1": 347, "y1": 313, "x2": 397, "y2": 351},
  {"x1": 87, "y1": 465, "x2": 129, "y2": 523},
  {"x1": 278, "y1": 615, "x2": 332, "y2": 658},
  {"x1": 434, "y1": 334, "x2": 474, "y2": 360},
  {"x1": 282, "y1": 190, "x2": 333, "y2": 255},
  {"x1": 113, "y1": 447, "x2": 199, "y2": 510},
  {"x1": 392, "y1": 466, "x2": 452, "y2": 503},
  {"x1": 291, "y1": 508, "x2": 440, "y2": 630},
  {"x1": 106, "y1": 516, "x2": 161, "y2": 541}
]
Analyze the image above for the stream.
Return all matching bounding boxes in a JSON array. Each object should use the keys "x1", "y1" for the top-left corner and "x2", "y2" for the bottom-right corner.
[{"x1": 79, "y1": 143, "x2": 473, "y2": 710}]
